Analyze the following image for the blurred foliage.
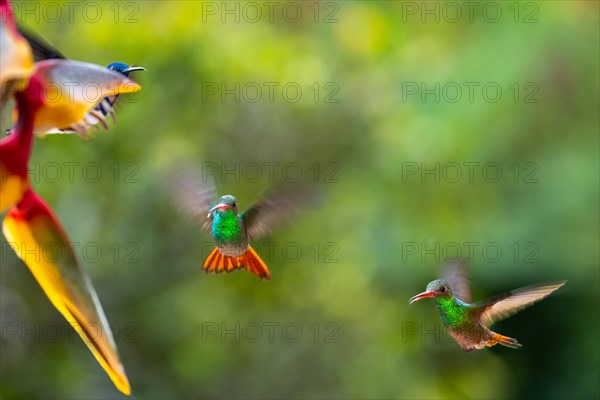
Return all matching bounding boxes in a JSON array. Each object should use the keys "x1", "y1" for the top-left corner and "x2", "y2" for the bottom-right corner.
[{"x1": 1, "y1": 1, "x2": 598, "y2": 399}]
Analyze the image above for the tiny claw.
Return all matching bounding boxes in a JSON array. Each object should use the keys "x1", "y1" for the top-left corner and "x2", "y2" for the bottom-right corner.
[
  {"x1": 71, "y1": 123, "x2": 88, "y2": 139},
  {"x1": 89, "y1": 109, "x2": 109, "y2": 130},
  {"x1": 108, "y1": 107, "x2": 117, "y2": 123}
]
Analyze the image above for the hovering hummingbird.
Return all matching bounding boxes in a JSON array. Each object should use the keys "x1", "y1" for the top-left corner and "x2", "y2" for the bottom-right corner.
[
  {"x1": 409, "y1": 260, "x2": 566, "y2": 351},
  {"x1": 8, "y1": 25, "x2": 145, "y2": 136},
  {"x1": 172, "y1": 169, "x2": 315, "y2": 280}
]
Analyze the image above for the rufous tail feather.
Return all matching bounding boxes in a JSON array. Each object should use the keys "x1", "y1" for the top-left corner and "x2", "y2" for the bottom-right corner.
[
  {"x1": 203, "y1": 246, "x2": 271, "y2": 280},
  {"x1": 491, "y1": 332, "x2": 522, "y2": 349}
]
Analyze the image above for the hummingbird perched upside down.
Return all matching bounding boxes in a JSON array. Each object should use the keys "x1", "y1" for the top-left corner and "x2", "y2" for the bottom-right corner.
[
  {"x1": 172, "y1": 170, "x2": 316, "y2": 280},
  {"x1": 8, "y1": 26, "x2": 145, "y2": 136},
  {"x1": 44, "y1": 61, "x2": 145, "y2": 136},
  {"x1": 409, "y1": 260, "x2": 566, "y2": 351}
]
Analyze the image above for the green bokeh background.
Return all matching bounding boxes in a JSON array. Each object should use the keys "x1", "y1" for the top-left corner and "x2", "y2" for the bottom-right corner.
[{"x1": 1, "y1": 1, "x2": 598, "y2": 399}]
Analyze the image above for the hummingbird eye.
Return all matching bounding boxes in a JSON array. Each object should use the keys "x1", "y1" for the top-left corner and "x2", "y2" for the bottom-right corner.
[{"x1": 439, "y1": 286, "x2": 446, "y2": 293}]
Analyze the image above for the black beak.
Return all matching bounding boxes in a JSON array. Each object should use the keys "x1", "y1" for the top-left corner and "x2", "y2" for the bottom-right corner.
[{"x1": 123, "y1": 66, "x2": 146, "y2": 73}]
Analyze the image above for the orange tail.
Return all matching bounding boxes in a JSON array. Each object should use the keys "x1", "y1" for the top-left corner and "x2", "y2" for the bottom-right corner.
[
  {"x1": 491, "y1": 333, "x2": 522, "y2": 349},
  {"x1": 203, "y1": 246, "x2": 271, "y2": 280}
]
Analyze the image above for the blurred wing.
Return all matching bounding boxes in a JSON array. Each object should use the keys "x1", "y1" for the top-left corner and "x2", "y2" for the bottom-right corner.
[
  {"x1": 2, "y1": 189, "x2": 130, "y2": 395},
  {"x1": 476, "y1": 281, "x2": 566, "y2": 326},
  {"x1": 442, "y1": 259, "x2": 471, "y2": 303},
  {"x1": 170, "y1": 167, "x2": 217, "y2": 233},
  {"x1": 16, "y1": 25, "x2": 66, "y2": 61},
  {"x1": 241, "y1": 185, "x2": 318, "y2": 240}
]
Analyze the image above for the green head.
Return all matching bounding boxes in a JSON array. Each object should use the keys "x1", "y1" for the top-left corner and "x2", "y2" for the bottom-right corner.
[
  {"x1": 410, "y1": 279, "x2": 469, "y2": 327},
  {"x1": 208, "y1": 195, "x2": 239, "y2": 217},
  {"x1": 208, "y1": 195, "x2": 244, "y2": 243},
  {"x1": 409, "y1": 279, "x2": 453, "y2": 304}
]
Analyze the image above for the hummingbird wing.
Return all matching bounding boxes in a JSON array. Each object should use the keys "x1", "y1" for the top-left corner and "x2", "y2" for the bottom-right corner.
[
  {"x1": 16, "y1": 25, "x2": 66, "y2": 61},
  {"x1": 240, "y1": 185, "x2": 317, "y2": 241},
  {"x1": 170, "y1": 167, "x2": 217, "y2": 233},
  {"x1": 442, "y1": 259, "x2": 471, "y2": 303},
  {"x1": 475, "y1": 281, "x2": 566, "y2": 326},
  {"x1": 2, "y1": 189, "x2": 130, "y2": 395}
]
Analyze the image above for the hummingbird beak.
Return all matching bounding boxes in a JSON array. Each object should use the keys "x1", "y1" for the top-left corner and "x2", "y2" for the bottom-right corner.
[
  {"x1": 123, "y1": 66, "x2": 146, "y2": 73},
  {"x1": 207, "y1": 204, "x2": 229, "y2": 217},
  {"x1": 409, "y1": 290, "x2": 436, "y2": 304}
]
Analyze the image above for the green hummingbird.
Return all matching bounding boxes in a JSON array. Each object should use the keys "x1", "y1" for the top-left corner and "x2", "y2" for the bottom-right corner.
[
  {"x1": 171, "y1": 168, "x2": 315, "y2": 280},
  {"x1": 409, "y1": 260, "x2": 566, "y2": 351}
]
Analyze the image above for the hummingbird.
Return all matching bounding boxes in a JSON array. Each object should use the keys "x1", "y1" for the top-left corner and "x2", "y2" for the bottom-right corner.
[
  {"x1": 7, "y1": 25, "x2": 145, "y2": 137},
  {"x1": 409, "y1": 260, "x2": 566, "y2": 351},
  {"x1": 171, "y1": 169, "x2": 316, "y2": 280}
]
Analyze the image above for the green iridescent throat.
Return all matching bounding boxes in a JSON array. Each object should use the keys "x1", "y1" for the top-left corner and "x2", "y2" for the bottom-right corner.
[
  {"x1": 434, "y1": 296, "x2": 469, "y2": 327},
  {"x1": 212, "y1": 210, "x2": 244, "y2": 243}
]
